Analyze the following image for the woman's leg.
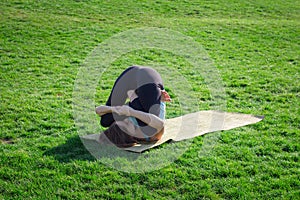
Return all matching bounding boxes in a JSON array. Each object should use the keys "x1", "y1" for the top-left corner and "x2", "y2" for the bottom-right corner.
[
  {"x1": 101, "y1": 66, "x2": 164, "y2": 130},
  {"x1": 100, "y1": 66, "x2": 136, "y2": 127},
  {"x1": 134, "y1": 67, "x2": 164, "y2": 137},
  {"x1": 136, "y1": 67, "x2": 164, "y2": 117}
]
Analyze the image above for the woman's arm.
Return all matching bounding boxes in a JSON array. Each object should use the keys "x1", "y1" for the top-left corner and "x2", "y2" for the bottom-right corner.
[
  {"x1": 95, "y1": 105, "x2": 113, "y2": 116},
  {"x1": 128, "y1": 107, "x2": 164, "y2": 131},
  {"x1": 98, "y1": 105, "x2": 164, "y2": 131}
]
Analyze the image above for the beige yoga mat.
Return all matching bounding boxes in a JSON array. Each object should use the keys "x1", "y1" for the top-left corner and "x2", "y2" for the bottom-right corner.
[{"x1": 81, "y1": 111, "x2": 263, "y2": 153}]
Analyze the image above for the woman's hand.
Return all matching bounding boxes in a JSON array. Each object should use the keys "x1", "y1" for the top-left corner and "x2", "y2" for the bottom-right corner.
[
  {"x1": 95, "y1": 105, "x2": 112, "y2": 116},
  {"x1": 112, "y1": 105, "x2": 132, "y2": 116}
]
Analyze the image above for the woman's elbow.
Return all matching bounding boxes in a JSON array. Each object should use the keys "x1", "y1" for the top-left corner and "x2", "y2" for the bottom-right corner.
[
  {"x1": 161, "y1": 120, "x2": 165, "y2": 128},
  {"x1": 156, "y1": 120, "x2": 165, "y2": 131}
]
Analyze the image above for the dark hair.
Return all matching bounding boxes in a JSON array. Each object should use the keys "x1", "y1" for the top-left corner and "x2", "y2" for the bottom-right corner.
[{"x1": 102, "y1": 122, "x2": 137, "y2": 148}]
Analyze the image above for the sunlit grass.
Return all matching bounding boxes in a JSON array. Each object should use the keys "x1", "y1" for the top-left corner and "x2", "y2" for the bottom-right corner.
[{"x1": 0, "y1": 0, "x2": 299, "y2": 199}]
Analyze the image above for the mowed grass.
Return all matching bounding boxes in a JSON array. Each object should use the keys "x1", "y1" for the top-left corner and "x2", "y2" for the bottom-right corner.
[{"x1": 1, "y1": 0, "x2": 299, "y2": 199}]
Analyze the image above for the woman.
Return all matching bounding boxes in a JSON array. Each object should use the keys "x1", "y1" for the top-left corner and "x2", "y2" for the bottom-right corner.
[{"x1": 95, "y1": 66, "x2": 171, "y2": 147}]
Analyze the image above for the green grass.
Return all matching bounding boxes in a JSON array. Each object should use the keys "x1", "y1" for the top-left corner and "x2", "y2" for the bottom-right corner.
[{"x1": 1, "y1": 0, "x2": 299, "y2": 199}]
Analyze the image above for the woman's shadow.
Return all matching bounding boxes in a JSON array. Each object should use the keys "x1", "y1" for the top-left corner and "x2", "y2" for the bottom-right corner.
[
  {"x1": 44, "y1": 135, "x2": 96, "y2": 163},
  {"x1": 44, "y1": 135, "x2": 141, "y2": 163}
]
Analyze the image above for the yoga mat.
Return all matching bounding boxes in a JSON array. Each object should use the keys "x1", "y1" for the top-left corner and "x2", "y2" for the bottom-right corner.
[{"x1": 81, "y1": 111, "x2": 263, "y2": 153}]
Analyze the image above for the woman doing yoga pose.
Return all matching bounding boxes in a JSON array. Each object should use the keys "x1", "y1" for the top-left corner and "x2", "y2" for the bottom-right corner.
[{"x1": 95, "y1": 66, "x2": 171, "y2": 147}]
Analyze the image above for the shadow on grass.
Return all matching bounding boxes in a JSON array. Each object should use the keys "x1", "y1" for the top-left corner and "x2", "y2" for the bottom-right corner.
[
  {"x1": 44, "y1": 135, "x2": 96, "y2": 163},
  {"x1": 44, "y1": 134, "x2": 192, "y2": 172},
  {"x1": 44, "y1": 135, "x2": 143, "y2": 163}
]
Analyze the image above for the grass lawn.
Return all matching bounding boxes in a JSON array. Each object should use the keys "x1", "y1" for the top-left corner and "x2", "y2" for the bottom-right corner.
[{"x1": 1, "y1": 0, "x2": 299, "y2": 199}]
